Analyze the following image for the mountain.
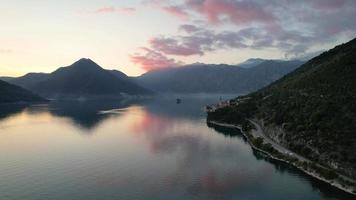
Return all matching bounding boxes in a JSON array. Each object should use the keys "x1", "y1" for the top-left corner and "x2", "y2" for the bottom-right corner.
[
  {"x1": 237, "y1": 58, "x2": 269, "y2": 68},
  {"x1": 207, "y1": 38, "x2": 356, "y2": 179},
  {"x1": 0, "y1": 76, "x2": 14, "y2": 82},
  {"x1": 0, "y1": 80, "x2": 46, "y2": 103},
  {"x1": 8, "y1": 58, "x2": 152, "y2": 98},
  {"x1": 7, "y1": 72, "x2": 49, "y2": 89},
  {"x1": 7, "y1": 70, "x2": 135, "y2": 91},
  {"x1": 3, "y1": 59, "x2": 303, "y2": 95},
  {"x1": 108, "y1": 69, "x2": 133, "y2": 82},
  {"x1": 135, "y1": 60, "x2": 304, "y2": 94}
]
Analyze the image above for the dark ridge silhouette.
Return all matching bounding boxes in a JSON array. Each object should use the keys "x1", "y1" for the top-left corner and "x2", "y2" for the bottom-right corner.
[
  {"x1": 6, "y1": 58, "x2": 152, "y2": 99},
  {"x1": 0, "y1": 76, "x2": 14, "y2": 82},
  {"x1": 0, "y1": 80, "x2": 46, "y2": 103},
  {"x1": 134, "y1": 60, "x2": 304, "y2": 94},
  {"x1": 7, "y1": 72, "x2": 49, "y2": 89},
  {"x1": 237, "y1": 58, "x2": 270, "y2": 68}
]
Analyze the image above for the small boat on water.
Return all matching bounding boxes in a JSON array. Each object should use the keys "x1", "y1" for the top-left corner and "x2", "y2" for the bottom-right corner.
[{"x1": 176, "y1": 98, "x2": 182, "y2": 104}]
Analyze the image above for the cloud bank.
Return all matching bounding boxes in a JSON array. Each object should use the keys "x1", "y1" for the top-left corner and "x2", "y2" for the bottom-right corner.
[{"x1": 133, "y1": 0, "x2": 356, "y2": 71}]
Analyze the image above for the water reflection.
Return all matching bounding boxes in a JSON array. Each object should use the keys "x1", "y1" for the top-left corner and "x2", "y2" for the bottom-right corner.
[
  {"x1": 209, "y1": 123, "x2": 356, "y2": 200},
  {"x1": 125, "y1": 107, "x2": 271, "y2": 199},
  {"x1": 0, "y1": 97, "x2": 354, "y2": 200},
  {"x1": 0, "y1": 104, "x2": 27, "y2": 121},
  {"x1": 20, "y1": 99, "x2": 145, "y2": 131},
  {"x1": 46, "y1": 100, "x2": 143, "y2": 130}
]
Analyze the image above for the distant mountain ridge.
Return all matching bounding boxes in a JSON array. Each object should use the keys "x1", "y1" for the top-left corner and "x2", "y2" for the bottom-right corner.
[
  {"x1": 237, "y1": 58, "x2": 269, "y2": 68},
  {"x1": 2, "y1": 58, "x2": 304, "y2": 96},
  {"x1": 134, "y1": 60, "x2": 304, "y2": 94},
  {"x1": 0, "y1": 80, "x2": 46, "y2": 103},
  {"x1": 7, "y1": 72, "x2": 49, "y2": 89},
  {"x1": 0, "y1": 77, "x2": 14, "y2": 82}
]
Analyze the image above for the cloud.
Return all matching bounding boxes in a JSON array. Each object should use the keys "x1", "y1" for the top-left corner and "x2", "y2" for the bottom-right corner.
[
  {"x1": 179, "y1": 24, "x2": 201, "y2": 33},
  {"x1": 311, "y1": 0, "x2": 347, "y2": 10},
  {"x1": 147, "y1": 24, "x2": 252, "y2": 56},
  {"x1": 141, "y1": 0, "x2": 356, "y2": 59},
  {"x1": 144, "y1": 0, "x2": 189, "y2": 19},
  {"x1": 161, "y1": 5, "x2": 189, "y2": 20},
  {"x1": 146, "y1": 0, "x2": 275, "y2": 25},
  {"x1": 130, "y1": 48, "x2": 183, "y2": 71},
  {"x1": 92, "y1": 6, "x2": 136, "y2": 14},
  {"x1": 149, "y1": 36, "x2": 206, "y2": 56},
  {"x1": 145, "y1": 23, "x2": 315, "y2": 57},
  {"x1": 185, "y1": 0, "x2": 275, "y2": 25}
]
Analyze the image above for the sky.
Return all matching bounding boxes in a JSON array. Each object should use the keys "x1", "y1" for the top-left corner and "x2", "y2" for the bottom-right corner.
[{"x1": 0, "y1": 0, "x2": 355, "y2": 77}]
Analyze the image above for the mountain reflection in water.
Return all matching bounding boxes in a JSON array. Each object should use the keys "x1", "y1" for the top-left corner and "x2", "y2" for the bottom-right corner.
[{"x1": 0, "y1": 96, "x2": 354, "y2": 200}]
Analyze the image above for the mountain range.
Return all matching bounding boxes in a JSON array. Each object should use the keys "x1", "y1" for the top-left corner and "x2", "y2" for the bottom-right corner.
[
  {"x1": 134, "y1": 60, "x2": 303, "y2": 94},
  {"x1": 1, "y1": 58, "x2": 304, "y2": 97},
  {"x1": 2, "y1": 58, "x2": 152, "y2": 99}
]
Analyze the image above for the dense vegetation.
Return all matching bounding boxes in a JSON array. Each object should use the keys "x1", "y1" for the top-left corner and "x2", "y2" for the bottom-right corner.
[
  {"x1": 0, "y1": 80, "x2": 46, "y2": 103},
  {"x1": 208, "y1": 38, "x2": 356, "y2": 178}
]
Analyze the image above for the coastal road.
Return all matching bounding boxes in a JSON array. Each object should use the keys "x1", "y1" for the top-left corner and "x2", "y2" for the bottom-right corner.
[
  {"x1": 248, "y1": 120, "x2": 309, "y2": 162},
  {"x1": 249, "y1": 120, "x2": 356, "y2": 183}
]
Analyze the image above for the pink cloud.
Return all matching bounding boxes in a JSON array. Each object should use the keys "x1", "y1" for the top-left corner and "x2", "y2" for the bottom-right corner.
[
  {"x1": 161, "y1": 5, "x2": 189, "y2": 20},
  {"x1": 146, "y1": 0, "x2": 275, "y2": 25},
  {"x1": 141, "y1": 0, "x2": 356, "y2": 59},
  {"x1": 95, "y1": 6, "x2": 116, "y2": 13},
  {"x1": 145, "y1": 1, "x2": 189, "y2": 19},
  {"x1": 130, "y1": 48, "x2": 183, "y2": 71},
  {"x1": 186, "y1": 0, "x2": 275, "y2": 25},
  {"x1": 93, "y1": 6, "x2": 136, "y2": 14},
  {"x1": 150, "y1": 37, "x2": 205, "y2": 56}
]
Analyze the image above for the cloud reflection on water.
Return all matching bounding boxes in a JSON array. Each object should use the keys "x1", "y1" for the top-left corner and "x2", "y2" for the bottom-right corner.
[
  {"x1": 125, "y1": 106, "x2": 274, "y2": 199},
  {"x1": 0, "y1": 97, "x2": 354, "y2": 199}
]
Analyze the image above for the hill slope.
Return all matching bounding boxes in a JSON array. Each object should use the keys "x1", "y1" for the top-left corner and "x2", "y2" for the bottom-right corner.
[
  {"x1": 0, "y1": 80, "x2": 46, "y2": 103},
  {"x1": 7, "y1": 73, "x2": 49, "y2": 89},
  {"x1": 135, "y1": 60, "x2": 303, "y2": 94},
  {"x1": 23, "y1": 58, "x2": 151, "y2": 98},
  {"x1": 0, "y1": 77, "x2": 14, "y2": 82},
  {"x1": 207, "y1": 38, "x2": 356, "y2": 179}
]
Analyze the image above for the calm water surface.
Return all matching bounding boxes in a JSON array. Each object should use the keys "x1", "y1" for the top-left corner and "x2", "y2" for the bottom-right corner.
[{"x1": 0, "y1": 96, "x2": 354, "y2": 200}]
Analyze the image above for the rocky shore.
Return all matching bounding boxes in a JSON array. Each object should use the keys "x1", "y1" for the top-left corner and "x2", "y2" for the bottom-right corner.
[{"x1": 207, "y1": 120, "x2": 356, "y2": 196}]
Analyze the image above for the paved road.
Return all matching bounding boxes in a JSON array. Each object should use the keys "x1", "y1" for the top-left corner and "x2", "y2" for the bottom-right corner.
[
  {"x1": 248, "y1": 119, "x2": 356, "y2": 185},
  {"x1": 248, "y1": 119, "x2": 308, "y2": 162}
]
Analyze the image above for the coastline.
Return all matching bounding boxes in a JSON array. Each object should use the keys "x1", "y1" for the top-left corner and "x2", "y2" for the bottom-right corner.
[{"x1": 207, "y1": 120, "x2": 356, "y2": 196}]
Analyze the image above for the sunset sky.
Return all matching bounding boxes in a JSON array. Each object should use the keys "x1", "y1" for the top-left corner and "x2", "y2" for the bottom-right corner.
[{"x1": 0, "y1": 0, "x2": 355, "y2": 77}]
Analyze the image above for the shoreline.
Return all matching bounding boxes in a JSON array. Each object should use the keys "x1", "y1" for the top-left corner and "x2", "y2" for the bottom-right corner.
[{"x1": 207, "y1": 120, "x2": 356, "y2": 196}]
